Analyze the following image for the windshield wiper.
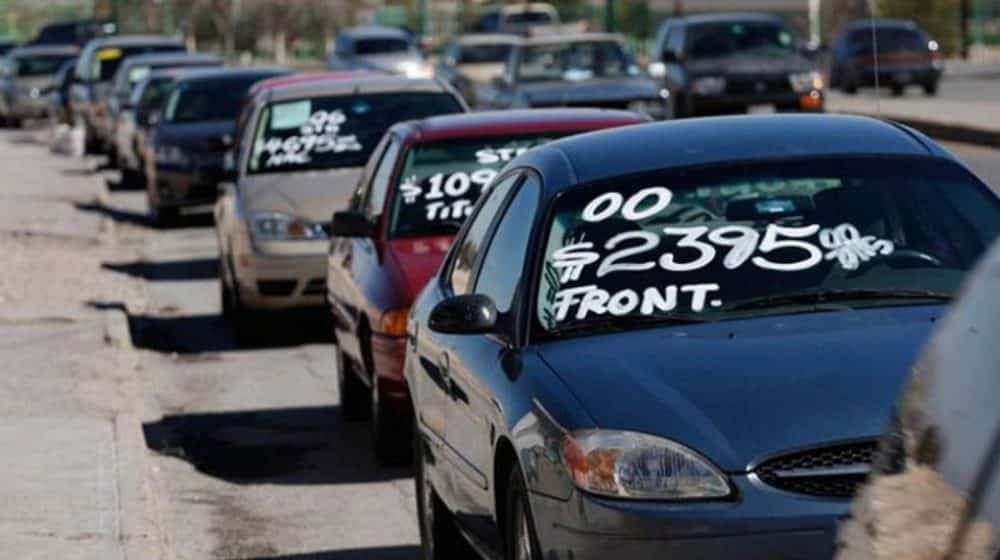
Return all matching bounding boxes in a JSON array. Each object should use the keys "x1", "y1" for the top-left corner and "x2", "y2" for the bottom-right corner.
[
  {"x1": 726, "y1": 289, "x2": 953, "y2": 312},
  {"x1": 548, "y1": 313, "x2": 712, "y2": 338}
]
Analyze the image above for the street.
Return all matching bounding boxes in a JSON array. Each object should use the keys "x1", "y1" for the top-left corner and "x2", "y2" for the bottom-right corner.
[{"x1": 2, "y1": 123, "x2": 999, "y2": 559}]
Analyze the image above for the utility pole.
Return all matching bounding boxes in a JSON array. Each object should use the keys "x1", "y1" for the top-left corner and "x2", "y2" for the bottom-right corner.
[
  {"x1": 418, "y1": 0, "x2": 428, "y2": 40},
  {"x1": 605, "y1": 0, "x2": 616, "y2": 32},
  {"x1": 808, "y1": 0, "x2": 821, "y2": 46},
  {"x1": 960, "y1": 0, "x2": 971, "y2": 59}
]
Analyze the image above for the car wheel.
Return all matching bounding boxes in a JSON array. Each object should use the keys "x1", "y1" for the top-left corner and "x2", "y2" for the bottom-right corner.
[
  {"x1": 415, "y1": 425, "x2": 473, "y2": 560},
  {"x1": 923, "y1": 81, "x2": 939, "y2": 96},
  {"x1": 505, "y1": 463, "x2": 542, "y2": 560},
  {"x1": 371, "y1": 373, "x2": 412, "y2": 466},
  {"x1": 149, "y1": 202, "x2": 179, "y2": 229},
  {"x1": 220, "y1": 275, "x2": 234, "y2": 318},
  {"x1": 891, "y1": 84, "x2": 905, "y2": 97},
  {"x1": 336, "y1": 349, "x2": 370, "y2": 421},
  {"x1": 841, "y1": 71, "x2": 859, "y2": 95},
  {"x1": 120, "y1": 167, "x2": 142, "y2": 189}
]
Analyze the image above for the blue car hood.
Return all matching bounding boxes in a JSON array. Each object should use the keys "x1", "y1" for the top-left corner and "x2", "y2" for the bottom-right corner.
[{"x1": 538, "y1": 307, "x2": 939, "y2": 472}]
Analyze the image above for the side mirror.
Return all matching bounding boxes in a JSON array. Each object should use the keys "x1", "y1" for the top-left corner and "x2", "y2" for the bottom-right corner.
[
  {"x1": 330, "y1": 210, "x2": 375, "y2": 238},
  {"x1": 429, "y1": 294, "x2": 498, "y2": 335},
  {"x1": 222, "y1": 150, "x2": 237, "y2": 181}
]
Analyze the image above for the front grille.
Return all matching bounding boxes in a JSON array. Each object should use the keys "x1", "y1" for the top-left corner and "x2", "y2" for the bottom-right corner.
[
  {"x1": 303, "y1": 278, "x2": 326, "y2": 296},
  {"x1": 257, "y1": 280, "x2": 296, "y2": 297},
  {"x1": 754, "y1": 441, "x2": 877, "y2": 498},
  {"x1": 726, "y1": 76, "x2": 793, "y2": 96}
]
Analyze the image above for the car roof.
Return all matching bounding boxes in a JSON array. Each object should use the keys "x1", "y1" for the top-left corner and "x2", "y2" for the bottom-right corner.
[
  {"x1": 845, "y1": 18, "x2": 920, "y2": 30},
  {"x1": 339, "y1": 25, "x2": 411, "y2": 41},
  {"x1": 119, "y1": 52, "x2": 221, "y2": 67},
  {"x1": 10, "y1": 45, "x2": 78, "y2": 57},
  {"x1": 670, "y1": 12, "x2": 787, "y2": 26},
  {"x1": 86, "y1": 34, "x2": 184, "y2": 49},
  {"x1": 250, "y1": 70, "x2": 381, "y2": 94},
  {"x1": 393, "y1": 109, "x2": 651, "y2": 143},
  {"x1": 513, "y1": 114, "x2": 953, "y2": 196},
  {"x1": 453, "y1": 33, "x2": 522, "y2": 46},
  {"x1": 522, "y1": 32, "x2": 623, "y2": 46},
  {"x1": 257, "y1": 75, "x2": 456, "y2": 104},
  {"x1": 175, "y1": 66, "x2": 289, "y2": 85}
]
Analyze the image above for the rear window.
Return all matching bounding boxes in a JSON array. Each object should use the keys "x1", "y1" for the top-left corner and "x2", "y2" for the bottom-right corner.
[
  {"x1": 850, "y1": 27, "x2": 927, "y2": 54},
  {"x1": 248, "y1": 92, "x2": 463, "y2": 174},
  {"x1": 536, "y1": 157, "x2": 1000, "y2": 336},
  {"x1": 458, "y1": 44, "x2": 512, "y2": 64},
  {"x1": 16, "y1": 54, "x2": 76, "y2": 76},
  {"x1": 354, "y1": 38, "x2": 410, "y2": 55},
  {"x1": 163, "y1": 75, "x2": 264, "y2": 124},
  {"x1": 135, "y1": 76, "x2": 175, "y2": 109},
  {"x1": 388, "y1": 132, "x2": 569, "y2": 239},
  {"x1": 92, "y1": 44, "x2": 184, "y2": 82}
]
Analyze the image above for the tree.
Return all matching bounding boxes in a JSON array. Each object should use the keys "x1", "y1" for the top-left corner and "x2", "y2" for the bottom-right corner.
[
  {"x1": 200, "y1": 0, "x2": 236, "y2": 57},
  {"x1": 879, "y1": 0, "x2": 962, "y2": 54}
]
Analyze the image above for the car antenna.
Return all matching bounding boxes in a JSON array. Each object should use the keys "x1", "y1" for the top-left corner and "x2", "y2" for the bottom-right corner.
[{"x1": 867, "y1": 0, "x2": 881, "y2": 116}]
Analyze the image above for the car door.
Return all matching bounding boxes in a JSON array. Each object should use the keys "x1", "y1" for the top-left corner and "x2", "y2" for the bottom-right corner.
[
  {"x1": 661, "y1": 24, "x2": 689, "y2": 108},
  {"x1": 412, "y1": 173, "x2": 523, "y2": 476},
  {"x1": 442, "y1": 173, "x2": 541, "y2": 540},
  {"x1": 328, "y1": 134, "x2": 399, "y2": 369}
]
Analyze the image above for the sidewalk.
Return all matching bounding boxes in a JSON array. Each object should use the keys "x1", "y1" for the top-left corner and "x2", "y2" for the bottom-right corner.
[{"x1": 0, "y1": 127, "x2": 161, "y2": 559}]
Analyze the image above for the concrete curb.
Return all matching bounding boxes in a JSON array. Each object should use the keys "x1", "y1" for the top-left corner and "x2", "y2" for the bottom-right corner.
[
  {"x1": 833, "y1": 110, "x2": 1000, "y2": 149},
  {"x1": 94, "y1": 159, "x2": 117, "y2": 245}
]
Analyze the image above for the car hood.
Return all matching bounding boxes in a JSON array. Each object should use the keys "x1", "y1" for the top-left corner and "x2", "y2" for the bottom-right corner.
[
  {"x1": 241, "y1": 167, "x2": 363, "y2": 224},
  {"x1": 687, "y1": 53, "x2": 813, "y2": 77},
  {"x1": 157, "y1": 120, "x2": 233, "y2": 151},
  {"x1": 538, "y1": 306, "x2": 939, "y2": 472},
  {"x1": 519, "y1": 77, "x2": 660, "y2": 105},
  {"x1": 356, "y1": 51, "x2": 428, "y2": 74},
  {"x1": 13, "y1": 75, "x2": 57, "y2": 91},
  {"x1": 385, "y1": 236, "x2": 454, "y2": 301}
]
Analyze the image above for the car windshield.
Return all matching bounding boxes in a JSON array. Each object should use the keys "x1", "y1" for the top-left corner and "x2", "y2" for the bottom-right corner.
[
  {"x1": 850, "y1": 28, "x2": 927, "y2": 54},
  {"x1": 92, "y1": 45, "x2": 183, "y2": 82},
  {"x1": 248, "y1": 92, "x2": 463, "y2": 175},
  {"x1": 16, "y1": 54, "x2": 75, "y2": 76},
  {"x1": 686, "y1": 21, "x2": 796, "y2": 59},
  {"x1": 163, "y1": 75, "x2": 263, "y2": 124},
  {"x1": 459, "y1": 44, "x2": 512, "y2": 64},
  {"x1": 354, "y1": 38, "x2": 410, "y2": 55},
  {"x1": 389, "y1": 132, "x2": 569, "y2": 239},
  {"x1": 536, "y1": 157, "x2": 1000, "y2": 337},
  {"x1": 134, "y1": 76, "x2": 175, "y2": 109},
  {"x1": 518, "y1": 41, "x2": 637, "y2": 82}
]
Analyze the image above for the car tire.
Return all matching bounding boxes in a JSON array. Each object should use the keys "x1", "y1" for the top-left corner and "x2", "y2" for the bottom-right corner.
[
  {"x1": 220, "y1": 276, "x2": 234, "y2": 318},
  {"x1": 841, "y1": 71, "x2": 859, "y2": 95},
  {"x1": 149, "y1": 203, "x2": 179, "y2": 229},
  {"x1": 120, "y1": 167, "x2": 142, "y2": 189},
  {"x1": 337, "y1": 349, "x2": 370, "y2": 421},
  {"x1": 371, "y1": 373, "x2": 412, "y2": 466},
  {"x1": 504, "y1": 463, "x2": 543, "y2": 560},
  {"x1": 891, "y1": 84, "x2": 905, "y2": 97},
  {"x1": 923, "y1": 81, "x2": 939, "y2": 96},
  {"x1": 415, "y1": 425, "x2": 474, "y2": 560}
]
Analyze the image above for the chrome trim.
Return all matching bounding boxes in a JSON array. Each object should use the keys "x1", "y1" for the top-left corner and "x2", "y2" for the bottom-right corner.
[{"x1": 772, "y1": 464, "x2": 871, "y2": 479}]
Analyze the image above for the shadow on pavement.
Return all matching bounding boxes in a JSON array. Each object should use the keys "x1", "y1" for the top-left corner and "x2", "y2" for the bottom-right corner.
[
  {"x1": 86, "y1": 300, "x2": 331, "y2": 354},
  {"x1": 102, "y1": 257, "x2": 219, "y2": 281},
  {"x1": 231, "y1": 547, "x2": 420, "y2": 560},
  {"x1": 74, "y1": 200, "x2": 215, "y2": 230},
  {"x1": 142, "y1": 405, "x2": 411, "y2": 485}
]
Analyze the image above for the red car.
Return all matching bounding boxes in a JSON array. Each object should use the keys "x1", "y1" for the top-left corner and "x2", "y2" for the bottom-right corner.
[{"x1": 326, "y1": 108, "x2": 651, "y2": 464}]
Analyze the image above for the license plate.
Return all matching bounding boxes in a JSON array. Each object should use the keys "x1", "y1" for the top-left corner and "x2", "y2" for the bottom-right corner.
[{"x1": 748, "y1": 104, "x2": 776, "y2": 114}]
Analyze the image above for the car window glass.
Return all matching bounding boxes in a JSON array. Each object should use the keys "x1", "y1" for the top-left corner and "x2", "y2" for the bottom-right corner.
[
  {"x1": 449, "y1": 173, "x2": 520, "y2": 295},
  {"x1": 666, "y1": 26, "x2": 685, "y2": 57},
  {"x1": 686, "y1": 21, "x2": 795, "y2": 59},
  {"x1": 366, "y1": 138, "x2": 401, "y2": 217},
  {"x1": 474, "y1": 175, "x2": 540, "y2": 314}
]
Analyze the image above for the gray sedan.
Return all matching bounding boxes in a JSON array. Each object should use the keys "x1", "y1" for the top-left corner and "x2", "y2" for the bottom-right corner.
[{"x1": 0, "y1": 45, "x2": 78, "y2": 126}]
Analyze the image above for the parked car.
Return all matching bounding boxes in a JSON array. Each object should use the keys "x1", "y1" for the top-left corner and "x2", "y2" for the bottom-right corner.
[
  {"x1": 328, "y1": 108, "x2": 650, "y2": 465},
  {"x1": 70, "y1": 35, "x2": 185, "y2": 153},
  {"x1": 471, "y1": 3, "x2": 560, "y2": 35},
  {"x1": 830, "y1": 19, "x2": 944, "y2": 96},
  {"x1": 436, "y1": 34, "x2": 520, "y2": 106},
  {"x1": 114, "y1": 67, "x2": 194, "y2": 187},
  {"x1": 47, "y1": 57, "x2": 79, "y2": 125},
  {"x1": 328, "y1": 25, "x2": 433, "y2": 79},
  {"x1": 405, "y1": 114, "x2": 1000, "y2": 559},
  {"x1": 144, "y1": 67, "x2": 290, "y2": 226},
  {"x1": 649, "y1": 12, "x2": 824, "y2": 117},
  {"x1": 215, "y1": 74, "x2": 466, "y2": 336},
  {"x1": 105, "y1": 52, "x2": 223, "y2": 167},
  {"x1": 30, "y1": 19, "x2": 116, "y2": 47},
  {"x1": 483, "y1": 33, "x2": 670, "y2": 118},
  {"x1": 0, "y1": 45, "x2": 78, "y2": 126},
  {"x1": 0, "y1": 38, "x2": 18, "y2": 58},
  {"x1": 835, "y1": 238, "x2": 1000, "y2": 558}
]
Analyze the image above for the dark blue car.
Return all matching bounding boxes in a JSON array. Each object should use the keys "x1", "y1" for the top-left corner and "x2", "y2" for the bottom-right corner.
[{"x1": 404, "y1": 114, "x2": 1000, "y2": 560}]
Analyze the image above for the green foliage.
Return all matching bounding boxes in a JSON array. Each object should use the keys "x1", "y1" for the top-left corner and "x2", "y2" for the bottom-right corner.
[{"x1": 879, "y1": 0, "x2": 962, "y2": 54}]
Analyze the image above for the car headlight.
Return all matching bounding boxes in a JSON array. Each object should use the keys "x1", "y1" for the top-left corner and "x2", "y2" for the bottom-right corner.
[
  {"x1": 627, "y1": 99, "x2": 669, "y2": 119},
  {"x1": 155, "y1": 144, "x2": 190, "y2": 167},
  {"x1": 789, "y1": 71, "x2": 824, "y2": 93},
  {"x1": 399, "y1": 61, "x2": 434, "y2": 79},
  {"x1": 691, "y1": 76, "x2": 726, "y2": 96},
  {"x1": 561, "y1": 430, "x2": 731, "y2": 500},
  {"x1": 250, "y1": 211, "x2": 327, "y2": 241},
  {"x1": 648, "y1": 61, "x2": 667, "y2": 79}
]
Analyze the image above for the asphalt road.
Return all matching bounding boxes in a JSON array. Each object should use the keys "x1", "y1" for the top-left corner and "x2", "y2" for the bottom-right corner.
[{"x1": 35, "y1": 133, "x2": 1000, "y2": 559}]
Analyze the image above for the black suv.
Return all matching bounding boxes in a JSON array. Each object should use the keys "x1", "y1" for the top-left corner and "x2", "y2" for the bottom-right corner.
[{"x1": 649, "y1": 12, "x2": 823, "y2": 117}]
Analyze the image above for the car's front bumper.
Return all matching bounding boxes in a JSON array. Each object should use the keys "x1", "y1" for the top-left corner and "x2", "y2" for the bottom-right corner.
[
  {"x1": 692, "y1": 90, "x2": 824, "y2": 115},
  {"x1": 854, "y1": 64, "x2": 942, "y2": 86},
  {"x1": 10, "y1": 95, "x2": 50, "y2": 120},
  {"x1": 153, "y1": 161, "x2": 224, "y2": 209},
  {"x1": 232, "y1": 242, "x2": 328, "y2": 311},
  {"x1": 530, "y1": 474, "x2": 846, "y2": 559}
]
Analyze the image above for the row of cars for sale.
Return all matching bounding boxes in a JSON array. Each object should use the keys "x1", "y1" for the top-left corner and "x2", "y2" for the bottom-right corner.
[{"x1": 5, "y1": 13, "x2": 999, "y2": 560}]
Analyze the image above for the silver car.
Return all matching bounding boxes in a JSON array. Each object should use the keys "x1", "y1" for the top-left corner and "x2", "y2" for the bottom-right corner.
[
  {"x1": 0, "y1": 45, "x2": 78, "y2": 126},
  {"x1": 214, "y1": 75, "x2": 466, "y2": 331},
  {"x1": 327, "y1": 25, "x2": 432, "y2": 79}
]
